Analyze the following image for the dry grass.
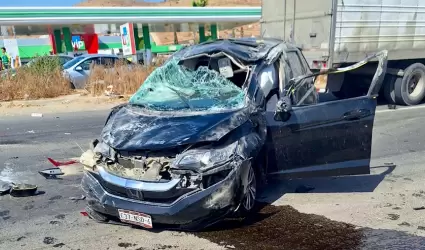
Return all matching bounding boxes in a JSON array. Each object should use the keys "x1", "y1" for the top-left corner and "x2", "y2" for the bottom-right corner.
[
  {"x1": 0, "y1": 68, "x2": 72, "y2": 102},
  {"x1": 0, "y1": 56, "x2": 163, "y2": 101},
  {"x1": 86, "y1": 61, "x2": 157, "y2": 96}
]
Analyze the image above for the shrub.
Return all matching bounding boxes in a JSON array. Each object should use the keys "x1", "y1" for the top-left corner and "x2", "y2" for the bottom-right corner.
[
  {"x1": 87, "y1": 60, "x2": 157, "y2": 96},
  {"x1": 0, "y1": 56, "x2": 72, "y2": 101}
]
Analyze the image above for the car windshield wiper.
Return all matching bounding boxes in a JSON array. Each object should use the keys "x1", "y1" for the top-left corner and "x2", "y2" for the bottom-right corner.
[{"x1": 164, "y1": 85, "x2": 194, "y2": 111}]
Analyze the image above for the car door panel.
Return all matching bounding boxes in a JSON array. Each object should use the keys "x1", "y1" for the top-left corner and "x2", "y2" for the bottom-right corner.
[{"x1": 266, "y1": 95, "x2": 376, "y2": 178}]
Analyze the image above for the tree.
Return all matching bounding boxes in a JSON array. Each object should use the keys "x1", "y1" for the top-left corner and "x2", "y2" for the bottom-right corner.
[
  {"x1": 192, "y1": 0, "x2": 208, "y2": 7},
  {"x1": 192, "y1": 0, "x2": 209, "y2": 43}
]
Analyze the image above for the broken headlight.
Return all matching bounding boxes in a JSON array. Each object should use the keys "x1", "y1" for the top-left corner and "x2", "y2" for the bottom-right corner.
[{"x1": 176, "y1": 141, "x2": 238, "y2": 169}]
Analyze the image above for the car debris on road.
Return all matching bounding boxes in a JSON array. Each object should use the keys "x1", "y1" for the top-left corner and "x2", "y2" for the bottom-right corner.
[
  {"x1": 69, "y1": 195, "x2": 86, "y2": 201},
  {"x1": 38, "y1": 168, "x2": 65, "y2": 179},
  {"x1": 31, "y1": 113, "x2": 43, "y2": 117},
  {"x1": 47, "y1": 157, "x2": 77, "y2": 167},
  {"x1": 79, "y1": 38, "x2": 388, "y2": 230},
  {"x1": 9, "y1": 183, "x2": 38, "y2": 197},
  {"x1": 0, "y1": 181, "x2": 39, "y2": 197}
]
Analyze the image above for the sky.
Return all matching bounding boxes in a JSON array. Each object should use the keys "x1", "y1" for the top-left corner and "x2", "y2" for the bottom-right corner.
[{"x1": 0, "y1": 0, "x2": 162, "y2": 7}]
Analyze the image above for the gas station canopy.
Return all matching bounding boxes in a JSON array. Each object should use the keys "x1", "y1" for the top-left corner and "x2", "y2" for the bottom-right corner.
[{"x1": 0, "y1": 7, "x2": 261, "y2": 25}]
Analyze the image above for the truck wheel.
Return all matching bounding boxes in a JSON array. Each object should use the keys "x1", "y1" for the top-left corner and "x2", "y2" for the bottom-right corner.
[
  {"x1": 394, "y1": 63, "x2": 425, "y2": 106},
  {"x1": 383, "y1": 75, "x2": 396, "y2": 104}
]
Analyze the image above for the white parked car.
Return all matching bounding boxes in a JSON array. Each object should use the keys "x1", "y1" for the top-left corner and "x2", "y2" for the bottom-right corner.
[{"x1": 62, "y1": 54, "x2": 133, "y2": 89}]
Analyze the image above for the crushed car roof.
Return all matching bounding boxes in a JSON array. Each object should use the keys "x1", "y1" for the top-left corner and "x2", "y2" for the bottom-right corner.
[{"x1": 176, "y1": 37, "x2": 294, "y2": 63}]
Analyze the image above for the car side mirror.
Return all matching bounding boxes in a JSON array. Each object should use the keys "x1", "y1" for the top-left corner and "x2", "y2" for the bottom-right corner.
[
  {"x1": 75, "y1": 66, "x2": 83, "y2": 71},
  {"x1": 274, "y1": 96, "x2": 292, "y2": 122}
]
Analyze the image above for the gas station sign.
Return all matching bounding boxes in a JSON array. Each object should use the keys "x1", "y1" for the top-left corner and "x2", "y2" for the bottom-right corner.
[
  {"x1": 71, "y1": 35, "x2": 86, "y2": 50},
  {"x1": 120, "y1": 23, "x2": 136, "y2": 56}
]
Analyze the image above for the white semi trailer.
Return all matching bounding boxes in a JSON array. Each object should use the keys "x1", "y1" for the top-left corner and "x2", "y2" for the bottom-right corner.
[{"x1": 261, "y1": 0, "x2": 425, "y2": 106}]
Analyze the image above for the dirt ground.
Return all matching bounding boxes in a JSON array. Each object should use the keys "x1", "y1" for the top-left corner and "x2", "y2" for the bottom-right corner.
[
  {"x1": 0, "y1": 92, "x2": 127, "y2": 116},
  {"x1": 196, "y1": 203, "x2": 363, "y2": 250}
]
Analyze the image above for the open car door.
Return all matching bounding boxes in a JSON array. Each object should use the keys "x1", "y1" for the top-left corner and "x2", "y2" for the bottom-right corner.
[{"x1": 266, "y1": 50, "x2": 388, "y2": 178}]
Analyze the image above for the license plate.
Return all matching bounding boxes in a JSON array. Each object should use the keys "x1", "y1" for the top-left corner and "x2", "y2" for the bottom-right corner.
[{"x1": 118, "y1": 209, "x2": 153, "y2": 228}]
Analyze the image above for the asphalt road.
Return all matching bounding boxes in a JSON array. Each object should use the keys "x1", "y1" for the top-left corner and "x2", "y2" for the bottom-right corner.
[{"x1": 1, "y1": 104, "x2": 425, "y2": 249}]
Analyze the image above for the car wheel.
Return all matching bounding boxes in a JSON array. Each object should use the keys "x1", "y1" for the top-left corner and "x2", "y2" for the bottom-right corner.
[
  {"x1": 237, "y1": 162, "x2": 257, "y2": 216},
  {"x1": 243, "y1": 164, "x2": 257, "y2": 211},
  {"x1": 394, "y1": 63, "x2": 425, "y2": 106},
  {"x1": 69, "y1": 82, "x2": 76, "y2": 89}
]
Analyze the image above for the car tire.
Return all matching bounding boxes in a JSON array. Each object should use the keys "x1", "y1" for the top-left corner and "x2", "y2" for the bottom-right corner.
[
  {"x1": 394, "y1": 63, "x2": 425, "y2": 106},
  {"x1": 236, "y1": 161, "x2": 258, "y2": 216},
  {"x1": 69, "y1": 82, "x2": 76, "y2": 89}
]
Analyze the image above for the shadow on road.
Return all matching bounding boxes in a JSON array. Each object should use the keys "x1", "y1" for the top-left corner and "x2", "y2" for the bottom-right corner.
[{"x1": 260, "y1": 164, "x2": 395, "y2": 204}]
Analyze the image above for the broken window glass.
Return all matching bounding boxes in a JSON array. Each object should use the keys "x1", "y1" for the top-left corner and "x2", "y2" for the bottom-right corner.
[{"x1": 129, "y1": 58, "x2": 245, "y2": 111}]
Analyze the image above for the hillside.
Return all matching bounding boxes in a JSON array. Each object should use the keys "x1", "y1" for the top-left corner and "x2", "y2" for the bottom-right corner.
[{"x1": 76, "y1": 0, "x2": 261, "y2": 45}]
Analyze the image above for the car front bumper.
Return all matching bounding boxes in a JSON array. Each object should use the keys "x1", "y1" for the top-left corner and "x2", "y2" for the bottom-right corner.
[{"x1": 81, "y1": 160, "x2": 250, "y2": 230}]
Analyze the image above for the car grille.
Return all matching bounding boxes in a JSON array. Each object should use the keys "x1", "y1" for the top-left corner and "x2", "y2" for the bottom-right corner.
[{"x1": 91, "y1": 172, "x2": 193, "y2": 204}]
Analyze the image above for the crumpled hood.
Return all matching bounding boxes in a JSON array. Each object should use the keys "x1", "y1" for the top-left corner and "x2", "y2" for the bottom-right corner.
[{"x1": 100, "y1": 105, "x2": 250, "y2": 151}]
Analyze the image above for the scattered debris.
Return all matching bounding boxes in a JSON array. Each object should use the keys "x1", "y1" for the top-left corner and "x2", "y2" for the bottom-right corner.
[
  {"x1": 9, "y1": 183, "x2": 38, "y2": 197},
  {"x1": 38, "y1": 168, "x2": 64, "y2": 179},
  {"x1": 49, "y1": 221, "x2": 61, "y2": 225},
  {"x1": 387, "y1": 104, "x2": 397, "y2": 110},
  {"x1": 384, "y1": 162, "x2": 396, "y2": 167},
  {"x1": 31, "y1": 113, "x2": 43, "y2": 117},
  {"x1": 383, "y1": 203, "x2": 393, "y2": 207},
  {"x1": 413, "y1": 206, "x2": 425, "y2": 211},
  {"x1": 295, "y1": 185, "x2": 315, "y2": 193},
  {"x1": 118, "y1": 242, "x2": 136, "y2": 248},
  {"x1": 0, "y1": 210, "x2": 10, "y2": 217},
  {"x1": 69, "y1": 195, "x2": 86, "y2": 201},
  {"x1": 23, "y1": 204, "x2": 34, "y2": 211},
  {"x1": 392, "y1": 207, "x2": 402, "y2": 210},
  {"x1": 55, "y1": 214, "x2": 66, "y2": 220},
  {"x1": 47, "y1": 157, "x2": 77, "y2": 167},
  {"x1": 412, "y1": 191, "x2": 425, "y2": 197},
  {"x1": 53, "y1": 243, "x2": 66, "y2": 248},
  {"x1": 43, "y1": 237, "x2": 57, "y2": 245},
  {"x1": 48, "y1": 195, "x2": 62, "y2": 201},
  {"x1": 418, "y1": 226, "x2": 425, "y2": 230},
  {"x1": 0, "y1": 183, "x2": 11, "y2": 195},
  {"x1": 155, "y1": 245, "x2": 178, "y2": 249},
  {"x1": 398, "y1": 222, "x2": 411, "y2": 227},
  {"x1": 16, "y1": 236, "x2": 26, "y2": 241},
  {"x1": 387, "y1": 214, "x2": 400, "y2": 220}
]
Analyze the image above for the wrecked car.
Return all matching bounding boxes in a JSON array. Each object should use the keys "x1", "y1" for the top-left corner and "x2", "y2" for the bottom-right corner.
[{"x1": 80, "y1": 38, "x2": 388, "y2": 230}]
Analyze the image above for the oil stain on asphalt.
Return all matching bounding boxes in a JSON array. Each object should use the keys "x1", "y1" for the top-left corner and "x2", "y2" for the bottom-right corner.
[{"x1": 195, "y1": 204, "x2": 363, "y2": 250}]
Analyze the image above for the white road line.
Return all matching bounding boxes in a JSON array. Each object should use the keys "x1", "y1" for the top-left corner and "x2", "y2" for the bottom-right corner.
[{"x1": 376, "y1": 104, "x2": 425, "y2": 113}]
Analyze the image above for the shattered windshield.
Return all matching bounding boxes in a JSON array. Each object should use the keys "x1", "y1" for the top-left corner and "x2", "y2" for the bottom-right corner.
[{"x1": 129, "y1": 58, "x2": 245, "y2": 112}]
